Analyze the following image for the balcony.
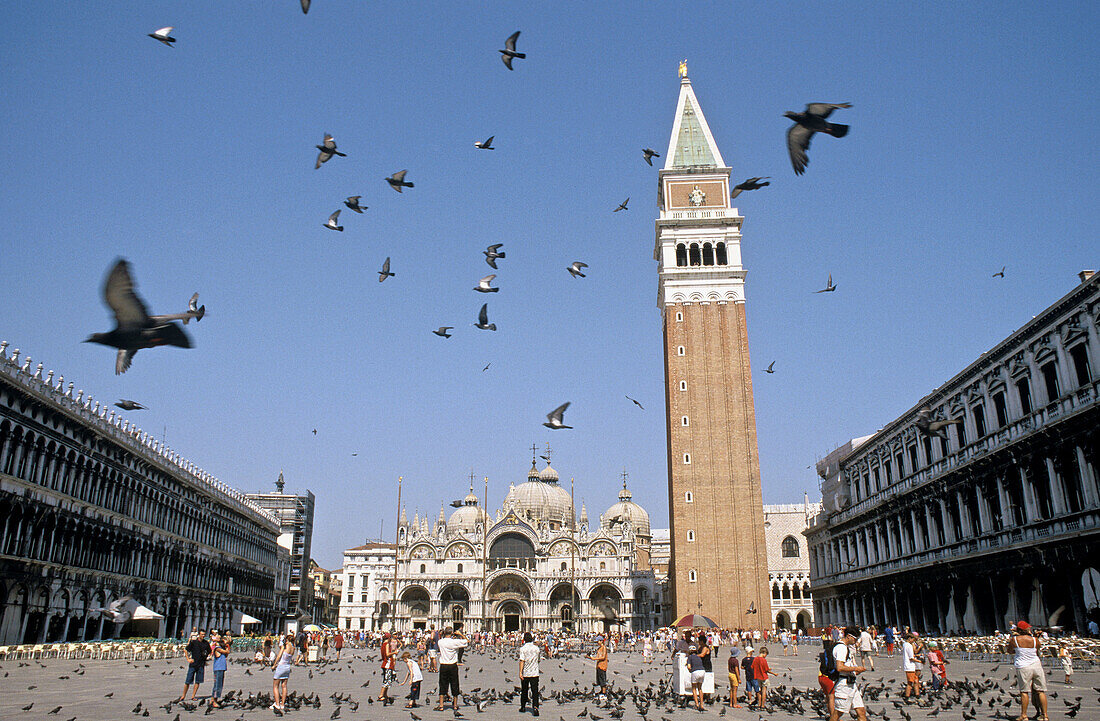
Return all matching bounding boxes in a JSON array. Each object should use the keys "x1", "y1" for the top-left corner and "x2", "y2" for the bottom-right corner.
[{"x1": 659, "y1": 208, "x2": 741, "y2": 222}]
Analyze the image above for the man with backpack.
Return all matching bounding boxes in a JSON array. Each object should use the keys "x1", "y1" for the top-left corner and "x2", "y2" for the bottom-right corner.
[
  {"x1": 830, "y1": 627, "x2": 868, "y2": 721},
  {"x1": 817, "y1": 635, "x2": 837, "y2": 721}
]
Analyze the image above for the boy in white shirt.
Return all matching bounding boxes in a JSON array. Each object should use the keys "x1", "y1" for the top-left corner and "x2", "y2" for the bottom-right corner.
[
  {"x1": 830, "y1": 627, "x2": 868, "y2": 721},
  {"x1": 400, "y1": 651, "x2": 423, "y2": 708}
]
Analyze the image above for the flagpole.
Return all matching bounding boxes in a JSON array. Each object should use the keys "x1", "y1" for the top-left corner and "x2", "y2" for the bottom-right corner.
[
  {"x1": 392, "y1": 475, "x2": 402, "y2": 632},
  {"x1": 482, "y1": 475, "x2": 489, "y2": 632},
  {"x1": 571, "y1": 476, "x2": 577, "y2": 634}
]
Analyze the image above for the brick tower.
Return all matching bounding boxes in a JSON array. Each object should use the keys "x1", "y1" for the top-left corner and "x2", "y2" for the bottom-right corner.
[{"x1": 655, "y1": 63, "x2": 770, "y2": 628}]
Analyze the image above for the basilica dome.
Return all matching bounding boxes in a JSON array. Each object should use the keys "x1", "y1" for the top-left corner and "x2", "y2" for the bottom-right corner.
[
  {"x1": 504, "y1": 461, "x2": 574, "y2": 528},
  {"x1": 601, "y1": 483, "x2": 651, "y2": 537},
  {"x1": 447, "y1": 488, "x2": 489, "y2": 535}
]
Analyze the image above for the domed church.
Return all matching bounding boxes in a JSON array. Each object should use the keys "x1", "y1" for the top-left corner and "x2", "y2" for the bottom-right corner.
[{"x1": 389, "y1": 454, "x2": 659, "y2": 633}]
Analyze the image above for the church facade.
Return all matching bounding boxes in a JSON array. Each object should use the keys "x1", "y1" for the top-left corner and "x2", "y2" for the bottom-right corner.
[{"x1": 388, "y1": 459, "x2": 658, "y2": 633}]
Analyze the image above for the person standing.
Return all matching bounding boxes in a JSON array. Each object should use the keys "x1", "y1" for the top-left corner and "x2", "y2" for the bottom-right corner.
[
  {"x1": 817, "y1": 636, "x2": 837, "y2": 721},
  {"x1": 901, "y1": 632, "x2": 921, "y2": 700},
  {"x1": 400, "y1": 651, "x2": 423, "y2": 708},
  {"x1": 883, "y1": 625, "x2": 895, "y2": 657},
  {"x1": 436, "y1": 626, "x2": 468, "y2": 711},
  {"x1": 271, "y1": 632, "x2": 296, "y2": 713},
  {"x1": 830, "y1": 628, "x2": 868, "y2": 721},
  {"x1": 926, "y1": 642, "x2": 947, "y2": 691},
  {"x1": 210, "y1": 630, "x2": 231, "y2": 709},
  {"x1": 751, "y1": 646, "x2": 777, "y2": 709},
  {"x1": 427, "y1": 625, "x2": 440, "y2": 672},
  {"x1": 687, "y1": 646, "x2": 705, "y2": 711},
  {"x1": 379, "y1": 632, "x2": 398, "y2": 704},
  {"x1": 857, "y1": 627, "x2": 875, "y2": 671},
  {"x1": 179, "y1": 628, "x2": 211, "y2": 702},
  {"x1": 1058, "y1": 644, "x2": 1073, "y2": 685},
  {"x1": 1008, "y1": 621, "x2": 1048, "y2": 721},
  {"x1": 740, "y1": 647, "x2": 756, "y2": 709},
  {"x1": 643, "y1": 634, "x2": 653, "y2": 664},
  {"x1": 589, "y1": 636, "x2": 609, "y2": 696},
  {"x1": 726, "y1": 646, "x2": 742, "y2": 708},
  {"x1": 519, "y1": 631, "x2": 541, "y2": 716},
  {"x1": 333, "y1": 630, "x2": 344, "y2": 661}
]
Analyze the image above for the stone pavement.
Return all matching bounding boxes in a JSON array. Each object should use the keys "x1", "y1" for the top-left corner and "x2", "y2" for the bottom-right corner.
[{"x1": 1, "y1": 646, "x2": 1097, "y2": 721}]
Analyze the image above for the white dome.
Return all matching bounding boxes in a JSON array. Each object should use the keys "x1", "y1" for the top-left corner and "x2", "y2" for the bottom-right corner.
[
  {"x1": 505, "y1": 462, "x2": 573, "y2": 526},
  {"x1": 447, "y1": 504, "x2": 488, "y2": 535},
  {"x1": 601, "y1": 484, "x2": 651, "y2": 537}
]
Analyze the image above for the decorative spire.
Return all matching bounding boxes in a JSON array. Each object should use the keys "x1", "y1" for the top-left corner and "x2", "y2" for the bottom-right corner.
[
  {"x1": 275, "y1": 470, "x2": 285, "y2": 493},
  {"x1": 400, "y1": 505, "x2": 408, "y2": 526},
  {"x1": 579, "y1": 501, "x2": 588, "y2": 525},
  {"x1": 664, "y1": 68, "x2": 726, "y2": 170},
  {"x1": 438, "y1": 505, "x2": 446, "y2": 524}
]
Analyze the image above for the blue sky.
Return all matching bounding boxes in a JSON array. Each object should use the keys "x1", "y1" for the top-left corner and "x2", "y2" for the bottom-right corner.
[{"x1": 2, "y1": 2, "x2": 1096, "y2": 569}]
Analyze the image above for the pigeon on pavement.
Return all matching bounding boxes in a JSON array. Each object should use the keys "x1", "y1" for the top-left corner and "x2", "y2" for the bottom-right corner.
[
  {"x1": 642, "y1": 148, "x2": 660, "y2": 166},
  {"x1": 378, "y1": 257, "x2": 395, "y2": 282},
  {"x1": 474, "y1": 136, "x2": 495, "y2": 150},
  {"x1": 315, "y1": 133, "x2": 346, "y2": 169},
  {"x1": 483, "y1": 244, "x2": 505, "y2": 269},
  {"x1": 499, "y1": 31, "x2": 525, "y2": 70},
  {"x1": 543, "y1": 402, "x2": 573, "y2": 430},
  {"x1": 474, "y1": 304, "x2": 496, "y2": 331},
  {"x1": 474, "y1": 275, "x2": 499, "y2": 293},
  {"x1": 344, "y1": 196, "x2": 366, "y2": 213},
  {"x1": 386, "y1": 170, "x2": 414, "y2": 192},
  {"x1": 84, "y1": 260, "x2": 192, "y2": 375},
  {"x1": 784, "y1": 103, "x2": 851, "y2": 175},
  {"x1": 323, "y1": 210, "x2": 344, "y2": 231},
  {"x1": 567, "y1": 262, "x2": 587, "y2": 278},
  {"x1": 148, "y1": 27, "x2": 176, "y2": 46},
  {"x1": 730, "y1": 177, "x2": 770, "y2": 199}
]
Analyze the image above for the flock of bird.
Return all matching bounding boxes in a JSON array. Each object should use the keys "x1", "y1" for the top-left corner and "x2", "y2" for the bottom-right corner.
[{"x1": 5, "y1": 645, "x2": 1098, "y2": 721}]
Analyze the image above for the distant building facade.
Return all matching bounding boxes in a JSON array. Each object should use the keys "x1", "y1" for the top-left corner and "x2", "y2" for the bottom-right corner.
[
  {"x1": 246, "y1": 477, "x2": 315, "y2": 626},
  {"x1": 389, "y1": 459, "x2": 658, "y2": 633},
  {"x1": 339, "y1": 542, "x2": 396, "y2": 631},
  {"x1": 764, "y1": 502, "x2": 820, "y2": 632},
  {"x1": 308, "y1": 560, "x2": 339, "y2": 626},
  {"x1": 656, "y1": 67, "x2": 769, "y2": 628},
  {"x1": 0, "y1": 342, "x2": 282, "y2": 643},
  {"x1": 807, "y1": 271, "x2": 1100, "y2": 634}
]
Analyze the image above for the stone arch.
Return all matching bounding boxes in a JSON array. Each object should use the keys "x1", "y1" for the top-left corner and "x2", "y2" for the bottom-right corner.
[
  {"x1": 796, "y1": 610, "x2": 812, "y2": 632},
  {"x1": 775, "y1": 610, "x2": 791, "y2": 630}
]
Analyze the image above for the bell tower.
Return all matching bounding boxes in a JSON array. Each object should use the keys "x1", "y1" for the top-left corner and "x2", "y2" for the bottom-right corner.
[{"x1": 655, "y1": 63, "x2": 770, "y2": 628}]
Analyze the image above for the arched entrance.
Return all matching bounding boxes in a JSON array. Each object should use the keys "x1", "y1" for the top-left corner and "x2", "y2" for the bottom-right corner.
[
  {"x1": 549, "y1": 583, "x2": 579, "y2": 630},
  {"x1": 401, "y1": 587, "x2": 430, "y2": 630},
  {"x1": 440, "y1": 584, "x2": 470, "y2": 630},
  {"x1": 498, "y1": 601, "x2": 524, "y2": 632},
  {"x1": 796, "y1": 610, "x2": 812, "y2": 632},
  {"x1": 775, "y1": 610, "x2": 791, "y2": 630},
  {"x1": 588, "y1": 583, "x2": 623, "y2": 634}
]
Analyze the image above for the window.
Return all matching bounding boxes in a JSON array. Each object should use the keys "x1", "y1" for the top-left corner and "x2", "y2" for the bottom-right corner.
[
  {"x1": 688, "y1": 570, "x2": 697, "y2": 583},
  {"x1": 679, "y1": 380, "x2": 687, "y2": 391},
  {"x1": 419, "y1": 564, "x2": 426, "y2": 574},
  {"x1": 684, "y1": 491, "x2": 693, "y2": 503},
  {"x1": 1017, "y1": 378, "x2": 1032, "y2": 414},
  {"x1": 1040, "y1": 361, "x2": 1060, "y2": 402},
  {"x1": 683, "y1": 453, "x2": 691, "y2": 464},
  {"x1": 973, "y1": 404, "x2": 986, "y2": 437},
  {"x1": 908, "y1": 445, "x2": 919, "y2": 472},
  {"x1": 954, "y1": 417, "x2": 967, "y2": 447},
  {"x1": 689, "y1": 244, "x2": 701, "y2": 266},
  {"x1": 456, "y1": 564, "x2": 462, "y2": 573},
  {"x1": 361, "y1": 593, "x2": 368, "y2": 603},
  {"x1": 561, "y1": 562, "x2": 567, "y2": 571},
  {"x1": 686, "y1": 530, "x2": 695, "y2": 542},
  {"x1": 681, "y1": 416, "x2": 689, "y2": 426},
  {"x1": 675, "y1": 244, "x2": 687, "y2": 267},
  {"x1": 993, "y1": 391, "x2": 1008, "y2": 427},
  {"x1": 675, "y1": 311, "x2": 683, "y2": 322},
  {"x1": 781, "y1": 536, "x2": 800, "y2": 557},
  {"x1": 715, "y1": 242, "x2": 727, "y2": 265},
  {"x1": 702, "y1": 243, "x2": 714, "y2": 266},
  {"x1": 677, "y1": 346, "x2": 685, "y2": 356},
  {"x1": 347, "y1": 575, "x2": 354, "y2": 589},
  {"x1": 599, "y1": 562, "x2": 606, "y2": 571},
  {"x1": 1070, "y1": 344, "x2": 1092, "y2": 386}
]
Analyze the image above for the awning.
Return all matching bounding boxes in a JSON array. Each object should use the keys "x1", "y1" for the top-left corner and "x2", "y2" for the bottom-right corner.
[
  {"x1": 131, "y1": 604, "x2": 164, "y2": 620},
  {"x1": 233, "y1": 609, "x2": 262, "y2": 625}
]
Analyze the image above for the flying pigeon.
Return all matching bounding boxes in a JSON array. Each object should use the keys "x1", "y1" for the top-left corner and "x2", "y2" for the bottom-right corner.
[
  {"x1": 344, "y1": 196, "x2": 366, "y2": 213},
  {"x1": 915, "y1": 407, "x2": 962, "y2": 439},
  {"x1": 474, "y1": 303, "x2": 496, "y2": 331},
  {"x1": 746, "y1": 601, "x2": 757, "y2": 614},
  {"x1": 85, "y1": 259, "x2": 192, "y2": 375},
  {"x1": 730, "y1": 177, "x2": 771, "y2": 199},
  {"x1": 315, "y1": 133, "x2": 346, "y2": 169},
  {"x1": 474, "y1": 274, "x2": 499, "y2": 293},
  {"x1": 92, "y1": 595, "x2": 136, "y2": 623},
  {"x1": 323, "y1": 210, "x2": 344, "y2": 231},
  {"x1": 613, "y1": 198, "x2": 629, "y2": 212},
  {"x1": 814, "y1": 274, "x2": 837, "y2": 293},
  {"x1": 482, "y1": 363, "x2": 491, "y2": 372},
  {"x1": 764, "y1": 361, "x2": 775, "y2": 374},
  {"x1": 474, "y1": 136, "x2": 495, "y2": 150},
  {"x1": 149, "y1": 292, "x2": 205, "y2": 325},
  {"x1": 378, "y1": 257, "x2": 395, "y2": 282},
  {"x1": 483, "y1": 244, "x2": 505, "y2": 269},
  {"x1": 567, "y1": 261, "x2": 588, "y2": 278},
  {"x1": 499, "y1": 31, "x2": 525, "y2": 70},
  {"x1": 543, "y1": 402, "x2": 573, "y2": 430},
  {"x1": 642, "y1": 148, "x2": 660, "y2": 166},
  {"x1": 432, "y1": 327, "x2": 453, "y2": 338},
  {"x1": 301, "y1": 0, "x2": 310, "y2": 13},
  {"x1": 148, "y1": 27, "x2": 176, "y2": 46},
  {"x1": 992, "y1": 266, "x2": 1005, "y2": 278},
  {"x1": 115, "y1": 400, "x2": 146, "y2": 411},
  {"x1": 386, "y1": 170, "x2": 414, "y2": 192},
  {"x1": 784, "y1": 103, "x2": 851, "y2": 175},
  {"x1": 625, "y1": 395, "x2": 644, "y2": 410}
]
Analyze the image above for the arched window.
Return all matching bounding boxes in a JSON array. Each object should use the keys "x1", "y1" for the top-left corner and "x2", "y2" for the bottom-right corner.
[
  {"x1": 683, "y1": 453, "x2": 691, "y2": 464},
  {"x1": 688, "y1": 570, "x2": 697, "y2": 583},
  {"x1": 781, "y1": 536, "x2": 800, "y2": 558},
  {"x1": 686, "y1": 530, "x2": 695, "y2": 542},
  {"x1": 702, "y1": 243, "x2": 714, "y2": 266},
  {"x1": 716, "y1": 243, "x2": 727, "y2": 265},
  {"x1": 675, "y1": 311, "x2": 683, "y2": 322},
  {"x1": 677, "y1": 346, "x2": 685, "y2": 356},
  {"x1": 675, "y1": 244, "x2": 687, "y2": 267},
  {"x1": 689, "y1": 244, "x2": 701, "y2": 266},
  {"x1": 782, "y1": 583, "x2": 791, "y2": 601},
  {"x1": 679, "y1": 381, "x2": 687, "y2": 391},
  {"x1": 599, "y1": 562, "x2": 606, "y2": 571},
  {"x1": 772, "y1": 583, "x2": 781, "y2": 600},
  {"x1": 684, "y1": 491, "x2": 693, "y2": 503},
  {"x1": 419, "y1": 564, "x2": 426, "y2": 573},
  {"x1": 560, "y1": 562, "x2": 567, "y2": 571},
  {"x1": 681, "y1": 416, "x2": 689, "y2": 426},
  {"x1": 456, "y1": 563, "x2": 463, "y2": 573}
]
